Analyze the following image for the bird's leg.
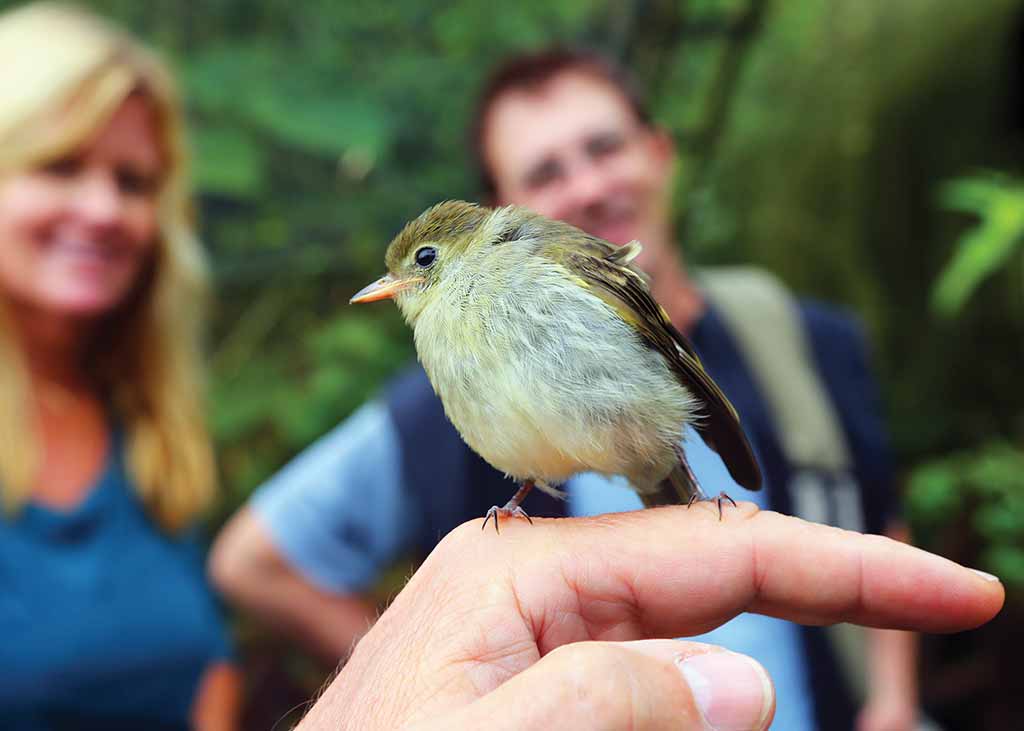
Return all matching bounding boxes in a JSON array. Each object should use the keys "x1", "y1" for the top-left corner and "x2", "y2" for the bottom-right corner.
[
  {"x1": 676, "y1": 445, "x2": 737, "y2": 520},
  {"x1": 482, "y1": 480, "x2": 535, "y2": 534},
  {"x1": 676, "y1": 444, "x2": 705, "y2": 502}
]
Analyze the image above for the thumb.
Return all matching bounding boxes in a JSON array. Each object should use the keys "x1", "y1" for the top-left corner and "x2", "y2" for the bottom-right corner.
[{"x1": 408, "y1": 640, "x2": 775, "y2": 731}]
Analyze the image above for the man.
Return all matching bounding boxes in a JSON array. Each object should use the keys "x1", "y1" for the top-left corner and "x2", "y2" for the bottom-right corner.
[{"x1": 211, "y1": 49, "x2": 917, "y2": 731}]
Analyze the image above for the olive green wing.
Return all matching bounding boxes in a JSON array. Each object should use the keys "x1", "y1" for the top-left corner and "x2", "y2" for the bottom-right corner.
[{"x1": 541, "y1": 235, "x2": 763, "y2": 492}]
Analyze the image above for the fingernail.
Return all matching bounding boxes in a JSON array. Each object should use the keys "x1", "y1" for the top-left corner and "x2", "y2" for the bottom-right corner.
[
  {"x1": 970, "y1": 568, "x2": 1000, "y2": 583},
  {"x1": 678, "y1": 652, "x2": 773, "y2": 731}
]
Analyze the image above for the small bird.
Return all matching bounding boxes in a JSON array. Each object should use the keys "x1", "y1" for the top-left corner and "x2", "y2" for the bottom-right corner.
[{"x1": 351, "y1": 201, "x2": 762, "y2": 530}]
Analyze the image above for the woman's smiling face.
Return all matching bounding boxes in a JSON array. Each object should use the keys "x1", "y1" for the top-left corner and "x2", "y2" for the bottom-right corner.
[{"x1": 0, "y1": 94, "x2": 162, "y2": 323}]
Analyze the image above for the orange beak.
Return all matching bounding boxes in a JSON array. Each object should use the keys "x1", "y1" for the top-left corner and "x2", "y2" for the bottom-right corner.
[{"x1": 349, "y1": 274, "x2": 423, "y2": 304}]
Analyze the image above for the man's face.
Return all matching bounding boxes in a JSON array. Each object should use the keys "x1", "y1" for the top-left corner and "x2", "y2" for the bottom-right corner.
[{"x1": 483, "y1": 69, "x2": 675, "y2": 258}]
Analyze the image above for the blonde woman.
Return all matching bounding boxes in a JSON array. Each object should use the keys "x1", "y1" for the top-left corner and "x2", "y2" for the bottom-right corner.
[{"x1": 0, "y1": 3, "x2": 240, "y2": 729}]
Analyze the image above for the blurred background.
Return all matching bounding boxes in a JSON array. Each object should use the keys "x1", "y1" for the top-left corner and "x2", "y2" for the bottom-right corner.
[{"x1": 5, "y1": 0, "x2": 1022, "y2": 727}]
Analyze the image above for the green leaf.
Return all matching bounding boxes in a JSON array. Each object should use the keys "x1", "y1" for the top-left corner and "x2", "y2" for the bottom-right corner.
[
  {"x1": 246, "y1": 93, "x2": 389, "y2": 160},
  {"x1": 184, "y1": 43, "x2": 281, "y2": 113},
  {"x1": 192, "y1": 125, "x2": 265, "y2": 197},
  {"x1": 981, "y1": 545, "x2": 1024, "y2": 589},
  {"x1": 938, "y1": 176, "x2": 1007, "y2": 214},
  {"x1": 906, "y1": 462, "x2": 961, "y2": 526},
  {"x1": 964, "y1": 443, "x2": 1024, "y2": 498},
  {"x1": 972, "y1": 501, "x2": 1024, "y2": 542},
  {"x1": 931, "y1": 175, "x2": 1024, "y2": 316},
  {"x1": 184, "y1": 42, "x2": 392, "y2": 162}
]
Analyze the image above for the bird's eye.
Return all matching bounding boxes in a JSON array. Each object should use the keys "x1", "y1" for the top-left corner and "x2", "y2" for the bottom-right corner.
[{"x1": 415, "y1": 246, "x2": 437, "y2": 268}]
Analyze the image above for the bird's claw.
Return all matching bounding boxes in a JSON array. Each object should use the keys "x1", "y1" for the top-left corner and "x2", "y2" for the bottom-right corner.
[
  {"x1": 685, "y1": 492, "x2": 738, "y2": 520},
  {"x1": 482, "y1": 505, "x2": 534, "y2": 534}
]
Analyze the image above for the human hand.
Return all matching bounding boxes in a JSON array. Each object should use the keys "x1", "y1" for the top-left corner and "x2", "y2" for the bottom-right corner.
[{"x1": 297, "y1": 504, "x2": 1003, "y2": 730}]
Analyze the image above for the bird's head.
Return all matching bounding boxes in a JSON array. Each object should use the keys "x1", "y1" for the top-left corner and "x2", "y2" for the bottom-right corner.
[{"x1": 351, "y1": 200, "x2": 515, "y2": 323}]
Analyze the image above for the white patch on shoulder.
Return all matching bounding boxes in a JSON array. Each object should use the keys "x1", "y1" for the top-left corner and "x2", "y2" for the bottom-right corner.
[{"x1": 610, "y1": 240, "x2": 643, "y2": 265}]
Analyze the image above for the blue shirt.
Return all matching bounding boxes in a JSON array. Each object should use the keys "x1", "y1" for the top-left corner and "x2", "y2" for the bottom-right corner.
[{"x1": 0, "y1": 431, "x2": 232, "y2": 731}]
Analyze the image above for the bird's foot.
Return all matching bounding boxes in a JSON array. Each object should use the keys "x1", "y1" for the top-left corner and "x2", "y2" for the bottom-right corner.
[
  {"x1": 482, "y1": 504, "x2": 534, "y2": 534},
  {"x1": 686, "y1": 491, "x2": 738, "y2": 520}
]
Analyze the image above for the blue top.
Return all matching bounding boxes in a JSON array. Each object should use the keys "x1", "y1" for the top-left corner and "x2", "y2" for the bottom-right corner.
[
  {"x1": 253, "y1": 300, "x2": 895, "y2": 731},
  {"x1": 0, "y1": 430, "x2": 233, "y2": 731}
]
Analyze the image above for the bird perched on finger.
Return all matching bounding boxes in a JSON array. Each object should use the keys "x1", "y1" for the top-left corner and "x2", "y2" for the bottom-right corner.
[{"x1": 351, "y1": 200, "x2": 762, "y2": 530}]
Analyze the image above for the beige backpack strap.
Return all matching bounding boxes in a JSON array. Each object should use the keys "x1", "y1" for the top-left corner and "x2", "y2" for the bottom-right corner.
[
  {"x1": 699, "y1": 266, "x2": 851, "y2": 472},
  {"x1": 700, "y1": 266, "x2": 868, "y2": 700}
]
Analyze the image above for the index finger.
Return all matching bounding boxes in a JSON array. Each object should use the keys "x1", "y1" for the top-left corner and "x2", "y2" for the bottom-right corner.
[
  {"x1": 479, "y1": 504, "x2": 1003, "y2": 651},
  {"x1": 312, "y1": 504, "x2": 1003, "y2": 728}
]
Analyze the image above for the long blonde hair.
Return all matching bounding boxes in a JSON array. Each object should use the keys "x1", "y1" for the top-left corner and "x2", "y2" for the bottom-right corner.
[{"x1": 0, "y1": 2, "x2": 216, "y2": 532}]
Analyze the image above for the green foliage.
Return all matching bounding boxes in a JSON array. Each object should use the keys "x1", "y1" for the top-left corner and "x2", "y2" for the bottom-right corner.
[
  {"x1": 3, "y1": 0, "x2": 1022, "y2": 564},
  {"x1": 208, "y1": 298, "x2": 413, "y2": 513},
  {"x1": 908, "y1": 443, "x2": 1024, "y2": 589},
  {"x1": 931, "y1": 174, "x2": 1024, "y2": 317},
  {"x1": 193, "y1": 124, "x2": 265, "y2": 197},
  {"x1": 912, "y1": 170, "x2": 1024, "y2": 592},
  {"x1": 185, "y1": 40, "x2": 393, "y2": 172}
]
